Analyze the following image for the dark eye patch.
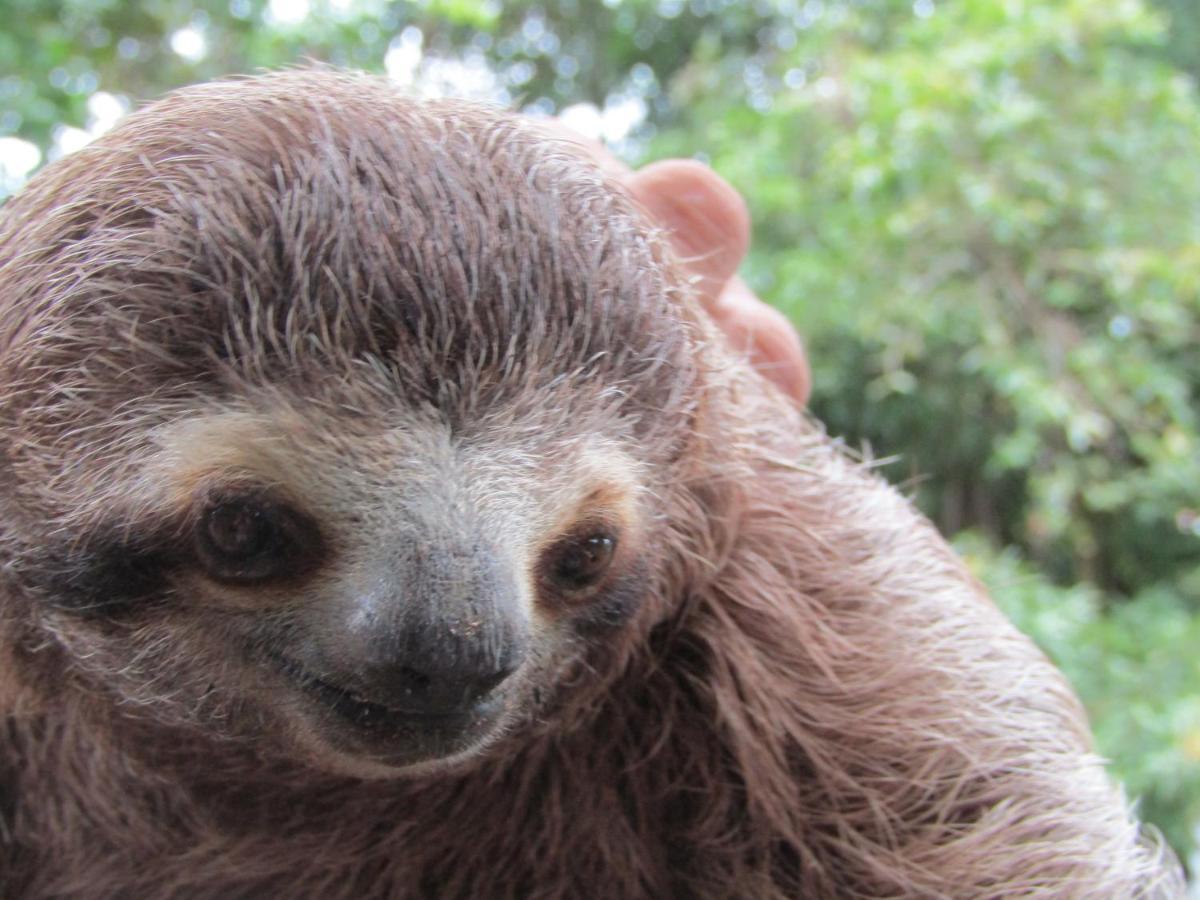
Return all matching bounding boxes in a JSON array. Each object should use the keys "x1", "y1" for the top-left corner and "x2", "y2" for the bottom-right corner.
[
  {"x1": 18, "y1": 486, "x2": 323, "y2": 617},
  {"x1": 26, "y1": 529, "x2": 180, "y2": 618},
  {"x1": 572, "y1": 560, "x2": 652, "y2": 635}
]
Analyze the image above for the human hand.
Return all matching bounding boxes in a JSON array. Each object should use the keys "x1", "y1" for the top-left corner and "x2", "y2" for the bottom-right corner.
[
  {"x1": 623, "y1": 161, "x2": 809, "y2": 405},
  {"x1": 537, "y1": 121, "x2": 810, "y2": 405}
]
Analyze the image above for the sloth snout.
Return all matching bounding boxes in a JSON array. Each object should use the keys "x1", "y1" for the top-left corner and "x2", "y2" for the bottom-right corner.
[
  {"x1": 356, "y1": 627, "x2": 526, "y2": 715},
  {"x1": 332, "y1": 540, "x2": 531, "y2": 716}
]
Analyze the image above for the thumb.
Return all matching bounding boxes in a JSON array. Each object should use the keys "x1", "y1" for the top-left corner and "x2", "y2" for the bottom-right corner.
[{"x1": 624, "y1": 159, "x2": 750, "y2": 308}]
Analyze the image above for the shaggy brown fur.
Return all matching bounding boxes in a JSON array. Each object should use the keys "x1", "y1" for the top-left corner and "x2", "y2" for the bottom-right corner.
[{"x1": 0, "y1": 70, "x2": 1184, "y2": 898}]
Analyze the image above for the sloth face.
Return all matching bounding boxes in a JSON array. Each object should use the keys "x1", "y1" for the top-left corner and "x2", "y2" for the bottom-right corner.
[
  {"x1": 0, "y1": 71, "x2": 698, "y2": 779},
  {"x1": 27, "y1": 406, "x2": 656, "y2": 778}
]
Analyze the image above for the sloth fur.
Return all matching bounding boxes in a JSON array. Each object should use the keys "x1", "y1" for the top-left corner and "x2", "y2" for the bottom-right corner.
[{"x1": 0, "y1": 70, "x2": 1184, "y2": 898}]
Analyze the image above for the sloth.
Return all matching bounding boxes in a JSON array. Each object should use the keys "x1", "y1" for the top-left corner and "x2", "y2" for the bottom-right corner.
[{"x1": 0, "y1": 70, "x2": 1184, "y2": 898}]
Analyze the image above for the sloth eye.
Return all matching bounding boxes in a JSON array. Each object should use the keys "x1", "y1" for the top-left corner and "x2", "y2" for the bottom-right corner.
[
  {"x1": 195, "y1": 494, "x2": 312, "y2": 584},
  {"x1": 547, "y1": 531, "x2": 618, "y2": 593}
]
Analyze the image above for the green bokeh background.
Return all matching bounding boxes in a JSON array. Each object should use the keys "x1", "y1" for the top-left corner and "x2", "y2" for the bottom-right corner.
[{"x1": 2, "y1": 0, "x2": 1197, "y2": 874}]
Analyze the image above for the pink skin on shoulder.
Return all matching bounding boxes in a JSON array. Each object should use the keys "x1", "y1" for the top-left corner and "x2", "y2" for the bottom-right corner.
[{"x1": 533, "y1": 119, "x2": 811, "y2": 406}]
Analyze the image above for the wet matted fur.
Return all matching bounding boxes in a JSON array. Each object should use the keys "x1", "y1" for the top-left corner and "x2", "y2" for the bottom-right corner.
[{"x1": 0, "y1": 70, "x2": 1185, "y2": 898}]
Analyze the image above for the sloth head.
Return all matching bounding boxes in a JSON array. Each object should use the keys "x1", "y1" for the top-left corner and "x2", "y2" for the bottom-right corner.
[{"x1": 0, "y1": 71, "x2": 710, "y2": 777}]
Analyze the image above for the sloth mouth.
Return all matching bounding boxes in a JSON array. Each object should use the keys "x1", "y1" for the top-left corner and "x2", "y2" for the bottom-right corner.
[{"x1": 270, "y1": 653, "x2": 499, "y2": 737}]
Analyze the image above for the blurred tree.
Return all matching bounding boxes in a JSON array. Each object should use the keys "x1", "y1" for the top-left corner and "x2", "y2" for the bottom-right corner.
[
  {"x1": 0, "y1": 0, "x2": 775, "y2": 188},
  {"x1": 1151, "y1": 0, "x2": 1200, "y2": 79}
]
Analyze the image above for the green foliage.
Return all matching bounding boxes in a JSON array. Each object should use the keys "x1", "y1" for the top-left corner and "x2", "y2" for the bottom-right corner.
[
  {"x1": 1, "y1": 0, "x2": 1196, "y2": 871},
  {"x1": 0, "y1": 0, "x2": 766, "y2": 173},
  {"x1": 1154, "y1": 0, "x2": 1200, "y2": 80}
]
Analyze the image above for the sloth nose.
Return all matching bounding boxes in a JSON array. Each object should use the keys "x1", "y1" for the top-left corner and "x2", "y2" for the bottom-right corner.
[
  {"x1": 360, "y1": 642, "x2": 524, "y2": 715},
  {"x1": 338, "y1": 538, "x2": 530, "y2": 715}
]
